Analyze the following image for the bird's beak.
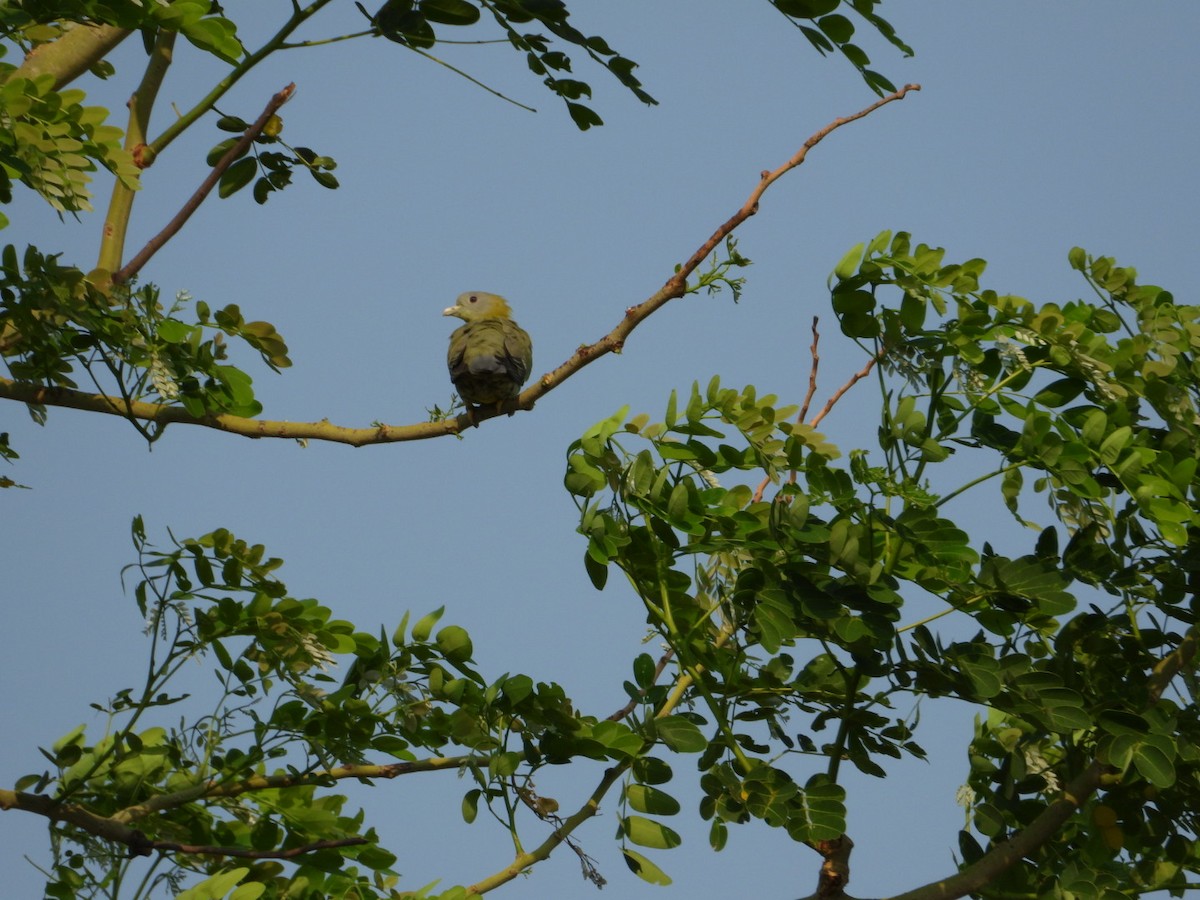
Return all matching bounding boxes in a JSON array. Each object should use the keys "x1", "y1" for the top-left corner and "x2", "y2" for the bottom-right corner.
[{"x1": 443, "y1": 306, "x2": 461, "y2": 318}]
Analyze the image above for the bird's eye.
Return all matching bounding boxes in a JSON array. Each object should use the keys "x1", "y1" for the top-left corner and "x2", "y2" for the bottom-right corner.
[{"x1": 468, "y1": 295, "x2": 478, "y2": 303}]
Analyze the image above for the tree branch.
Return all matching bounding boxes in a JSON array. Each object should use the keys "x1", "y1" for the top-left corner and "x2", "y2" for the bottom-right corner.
[
  {"x1": 0, "y1": 790, "x2": 369, "y2": 859},
  {"x1": 3, "y1": 23, "x2": 130, "y2": 89},
  {"x1": 466, "y1": 765, "x2": 627, "y2": 894},
  {"x1": 0, "y1": 755, "x2": 481, "y2": 856},
  {"x1": 96, "y1": 28, "x2": 178, "y2": 276},
  {"x1": 1147, "y1": 625, "x2": 1197, "y2": 704},
  {"x1": 146, "y1": 836, "x2": 368, "y2": 860},
  {"x1": 808, "y1": 350, "x2": 882, "y2": 430},
  {"x1": 113, "y1": 755, "x2": 480, "y2": 824},
  {"x1": 799, "y1": 316, "x2": 822, "y2": 424},
  {"x1": 808, "y1": 835, "x2": 855, "y2": 899},
  {"x1": 112, "y1": 84, "x2": 297, "y2": 286},
  {"x1": 881, "y1": 628, "x2": 1199, "y2": 900},
  {"x1": 884, "y1": 761, "x2": 1108, "y2": 900},
  {"x1": 525, "y1": 84, "x2": 922, "y2": 414},
  {"x1": 0, "y1": 375, "x2": 460, "y2": 445},
  {"x1": 5, "y1": 85, "x2": 921, "y2": 442}
]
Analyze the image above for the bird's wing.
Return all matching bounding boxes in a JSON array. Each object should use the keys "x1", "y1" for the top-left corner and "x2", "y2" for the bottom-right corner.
[{"x1": 500, "y1": 320, "x2": 532, "y2": 385}]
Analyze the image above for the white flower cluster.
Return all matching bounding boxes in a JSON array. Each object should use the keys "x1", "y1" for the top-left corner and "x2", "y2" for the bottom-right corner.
[
  {"x1": 954, "y1": 783, "x2": 976, "y2": 809},
  {"x1": 299, "y1": 633, "x2": 335, "y2": 671},
  {"x1": 1023, "y1": 744, "x2": 1062, "y2": 794},
  {"x1": 994, "y1": 331, "x2": 1032, "y2": 372},
  {"x1": 149, "y1": 351, "x2": 179, "y2": 400}
]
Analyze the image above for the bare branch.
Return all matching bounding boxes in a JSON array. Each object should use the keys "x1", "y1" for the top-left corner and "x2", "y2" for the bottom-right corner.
[
  {"x1": 524, "y1": 84, "x2": 921, "y2": 415},
  {"x1": 113, "y1": 84, "x2": 298, "y2": 285},
  {"x1": 799, "y1": 316, "x2": 821, "y2": 424},
  {"x1": 0, "y1": 375, "x2": 459, "y2": 445},
  {"x1": 808, "y1": 350, "x2": 882, "y2": 430},
  {"x1": 5, "y1": 85, "x2": 921, "y2": 443}
]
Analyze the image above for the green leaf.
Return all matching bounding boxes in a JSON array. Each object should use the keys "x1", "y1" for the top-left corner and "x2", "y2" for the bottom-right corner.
[
  {"x1": 1133, "y1": 741, "x2": 1176, "y2": 788},
  {"x1": 411, "y1": 606, "x2": 444, "y2": 642},
  {"x1": 584, "y1": 550, "x2": 608, "y2": 589},
  {"x1": 567, "y1": 102, "x2": 603, "y2": 131},
  {"x1": 489, "y1": 750, "x2": 523, "y2": 776},
  {"x1": 218, "y1": 157, "x2": 257, "y2": 198},
  {"x1": 624, "y1": 814, "x2": 682, "y2": 849},
  {"x1": 178, "y1": 15, "x2": 244, "y2": 65},
  {"x1": 623, "y1": 848, "x2": 672, "y2": 885},
  {"x1": 654, "y1": 716, "x2": 707, "y2": 753},
  {"x1": 800, "y1": 775, "x2": 846, "y2": 840},
  {"x1": 709, "y1": 819, "x2": 728, "y2": 851},
  {"x1": 564, "y1": 453, "x2": 606, "y2": 496},
  {"x1": 462, "y1": 788, "x2": 480, "y2": 823},
  {"x1": 591, "y1": 720, "x2": 645, "y2": 757},
  {"x1": 632, "y1": 756, "x2": 673, "y2": 785},
  {"x1": 157, "y1": 319, "x2": 193, "y2": 343},
  {"x1": 435, "y1": 625, "x2": 473, "y2": 663},
  {"x1": 215, "y1": 115, "x2": 249, "y2": 132},
  {"x1": 818, "y1": 13, "x2": 854, "y2": 43},
  {"x1": 310, "y1": 169, "x2": 340, "y2": 190},
  {"x1": 626, "y1": 784, "x2": 681, "y2": 816},
  {"x1": 974, "y1": 802, "x2": 1005, "y2": 837},
  {"x1": 1034, "y1": 378, "x2": 1085, "y2": 407},
  {"x1": 391, "y1": 611, "x2": 410, "y2": 646},
  {"x1": 833, "y1": 242, "x2": 864, "y2": 281},
  {"x1": 175, "y1": 867, "x2": 253, "y2": 900},
  {"x1": 774, "y1": 0, "x2": 840, "y2": 16},
  {"x1": 420, "y1": 0, "x2": 481, "y2": 25},
  {"x1": 51, "y1": 723, "x2": 86, "y2": 754}
]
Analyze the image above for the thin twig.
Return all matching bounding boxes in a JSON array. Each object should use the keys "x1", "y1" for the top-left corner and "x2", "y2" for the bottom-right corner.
[
  {"x1": 752, "y1": 316, "x2": 823, "y2": 502},
  {"x1": 808, "y1": 351, "x2": 883, "y2": 430},
  {"x1": 606, "y1": 648, "x2": 675, "y2": 722},
  {"x1": 140, "y1": 836, "x2": 367, "y2": 860},
  {"x1": 404, "y1": 44, "x2": 537, "y2": 112},
  {"x1": 799, "y1": 316, "x2": 821, "y2": 423},
  {"x1": 113, "y1": 84, "x2": 297, "y2": 285}
]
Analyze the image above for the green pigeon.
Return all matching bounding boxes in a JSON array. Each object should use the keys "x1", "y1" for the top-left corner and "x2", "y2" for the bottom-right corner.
[{"x1": 443, "y1": 291, "x2": 533, "y2": 418}]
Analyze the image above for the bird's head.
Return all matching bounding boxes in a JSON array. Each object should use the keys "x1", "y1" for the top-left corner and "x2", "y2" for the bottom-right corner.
[{"x1": 443, "y1": 291, "x2": 513, "y2": 322}]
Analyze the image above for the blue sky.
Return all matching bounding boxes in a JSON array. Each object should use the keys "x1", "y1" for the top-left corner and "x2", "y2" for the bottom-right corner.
[{"x1": 3, "y1": 3, "x2": 1199, "y2": 898}]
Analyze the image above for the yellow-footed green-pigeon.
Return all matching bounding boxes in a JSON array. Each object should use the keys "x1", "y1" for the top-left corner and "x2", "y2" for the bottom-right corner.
[{"x1": 444, "y1": 291, "x2": 533, "y2": 417}]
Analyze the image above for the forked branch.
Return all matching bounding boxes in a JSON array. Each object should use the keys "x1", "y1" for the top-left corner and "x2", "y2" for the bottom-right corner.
[{"x1": 112, "y1": 84, "x2": 297, "y2": 285}]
